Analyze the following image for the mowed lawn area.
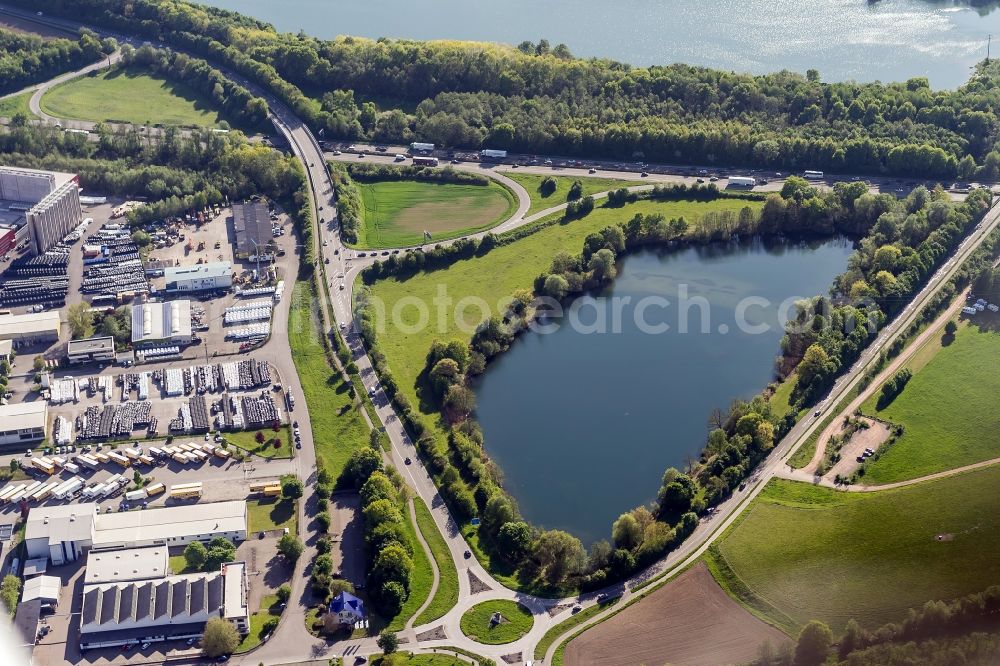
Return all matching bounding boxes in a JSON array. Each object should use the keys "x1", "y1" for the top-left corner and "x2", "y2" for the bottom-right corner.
[
  {"x1": 366, "y1": 196, "x2": 763, "y2": 430},
  {"x1": 506, "y1": 172, "x2": 639, "y2": 216},
  {"x1": 0, "y1": 91, "x2": 31, "y2": 118},
  {"x1": 246, "y1": 497, "x2": 297, "y2": 534},
  {"x1": 860, "y1": 319, "x2": 1000, "y2": 484},
  {"x1": 711, "y1": 468, "x2": 1000, "y2": 634},
  {"x1": 356, "y1": 179, "x2": 515, "y2": 248},
  {"x1": 288, "y1": 280, "x2": 370, "y2": 478},
  {"x1": 41, "y1": 67, "x2": 228, "y2": 127}
]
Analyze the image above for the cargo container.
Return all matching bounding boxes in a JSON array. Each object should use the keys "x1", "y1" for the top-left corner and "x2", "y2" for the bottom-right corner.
[
  {"x1": 31, "y1": 458, "x2": 56, "y2": 475},
  {"x1": 185, "y1": 452, "x2": 200, "y2": 464},
  {"x1": 191, "y1": 450, "x2": 208, "y2": 462},
  {"x1": 125, "y1": 489, "x2": 147, "y2": 502},
  {"x1": 0, "y1": 484, "x2": 24, "y2": 503},
  {"x1": 138, "y1": 454, "x2": 155, "y2": 466},
  {"x1": 145, "y1": 482, "x2": 165, "y2": 497},
  {"x1": 178, "y1": 443, "x2": 195, "y2": 453},
  {"x1": 32, "y1": 482, "x2": 60, "y2": 502},
  {"x1": 107, "y1": 452, "x2": 131, "y2": 468},
  {"x1": 49, "y1": 456, "x2": 66, "y2": 468},
  {"x1": 83, "y1": 483, "x2": 105, "y2": 499},
  {"x1": 7, "y1": 486, "x2": 30, "y2": 503},
  {"x1": 123, "y1": 448, "x2": 141, "y2": 460},
  {"x1": 149, "y1": 447, "x2": 164, "y2": 458},
  {"x1": 99, "y1": 483, "x2": 120, "y2": 498},
  {"x1": 63, "y1": 462, "x2": 80, "y2": 475},
  {"x1": 77, "y1": 454, "x2": 100, "y2": 469},
  {"x1": 214, "y1": 447, "x2": 231, "y2": 459},
  {"x1": 53, "y1": 478, "x2": 83, "y2": 500},
  {"x1": 169, "y1": 482, "x2": 202, "y2": 499},
  {"x1": 94, "y1": 452, "x2": 110, "y2": 464}
]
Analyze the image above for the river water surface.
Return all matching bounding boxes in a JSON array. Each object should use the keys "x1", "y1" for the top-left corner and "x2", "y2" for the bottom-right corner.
[
  {"x1": 203, "y1": 0, "x2": 1000, "y2": 88},
  {"x1": 472, "y1": 238, "x2": 855, "y2": 544}
]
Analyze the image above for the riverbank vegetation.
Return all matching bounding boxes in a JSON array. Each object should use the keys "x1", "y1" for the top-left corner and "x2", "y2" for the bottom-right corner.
[
  {"x1": 710, "y1": 469, "x2": 1000, "y2": 634},
  {"x1": 21, "y1": 0, "x2": 1000, "y2": 180},
  {"x1": 0, "y1": 28, "x2": 111, "y2": 95}
]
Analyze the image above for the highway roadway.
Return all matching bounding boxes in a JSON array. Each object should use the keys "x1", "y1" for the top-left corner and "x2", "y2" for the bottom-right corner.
[{"x1": 6, "y1": 4, "x2": 1000, "y2": 662}]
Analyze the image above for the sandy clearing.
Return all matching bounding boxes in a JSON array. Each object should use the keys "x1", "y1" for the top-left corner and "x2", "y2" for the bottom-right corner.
[{"x1": 565, "y1": 563, "x2": 789, "y2": 666}]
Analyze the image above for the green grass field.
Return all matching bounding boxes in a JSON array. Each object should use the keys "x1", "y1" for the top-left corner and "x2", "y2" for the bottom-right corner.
[
  {"x1": 387, "y1": 499, "x2": 434, "y2": 631},
  {"x1": 238, "y1": 593, "x2": 282, "y2": 652},
  {"x1": 41, "y1": 67, "x2": 228, "y2": 127},
  {"x1": 246, "y1": 498, "x2": 297, "y2": 534},
  {"x1": 711, "y1": 468, "x2": 1000, "y2": 634},
  {"x1": 289, "y1": 280, "x2": 370, "y2": 478},
  {"x1": 224, "y1": 426, "x2": 292, "y2": 459},
  {"x1": 0, "y1": 92, "x2": 31, "y2": 118},
  {"x1": 459, "y1": 599, "x2": 534, "y2": 644},
  {"x1": 413, "y1": 497, "x2": 459, "y2": 626},
  {"x1": 768, "y1": 372, "x2": 799, "y2": 422},
  {"x1": 506, "y1": 172, "x2": 639, "y2": 216},
  {"x1": 366, "y1": 196, "x2": 763, "y2": 438},
  {"x1": 372, "y1": 654, "x2": 470, "y2": 666},
  {"x1": 860, "y1": 320, "x2": 1000, "y2": 484},
  {"x1": 356, "y1": 179, "x2": 515, "y2": 248}
]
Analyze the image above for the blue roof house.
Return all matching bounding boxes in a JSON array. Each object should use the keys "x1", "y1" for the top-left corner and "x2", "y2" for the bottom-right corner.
[{"x1": 328, "y1": 591, "x2": 366, "y2": 626}]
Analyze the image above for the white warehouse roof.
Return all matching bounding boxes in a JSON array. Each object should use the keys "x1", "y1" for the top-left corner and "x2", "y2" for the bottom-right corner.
[
  {"x1": 0, "y1": 311, "x2": 60, "y2": 339},
  {"x1": 85, "y1": 545, "x2": 170, "y2": 585},
  {"x1": 164, "y1": 262, "x2": 232, "y2": 282},
  {"x1": 93, "y1": 501, "x2": 247, "y2": 548},
  {"x1": 0, "y1": 401, "x2": 47, "y2": 432},
  {"x1": 131, "y1": 300, "x2": 192, "y2": 344},
  {"x1": 25, "y1": 502, "x2": 98, "y2": 545},
  {"x1": 22, "y1": 575, "x2": 61, "y2": 603}
]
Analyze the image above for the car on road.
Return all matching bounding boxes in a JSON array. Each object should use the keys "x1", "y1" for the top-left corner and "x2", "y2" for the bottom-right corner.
[
  {"x1": 588, "y1": 168, "x2": 597, "y2": 174},
  {"x1": 404, "y1": 457, "x2": 411, "y2": 465},
  {"x1": 463, "y1": 550, "x2": 472, "y2": 559},
  {"x1": 141, "y1": 642, "x2": 151, "y2": 650},
  {"x1": 333, "y1": 150, "x2": 342, "y2": 155},
  {"x1": 640, "y1": 171, "x2": 649, "y2": 177},
  {"x1": 814, "y1": 410, "x2": 822, "y2": 417}
]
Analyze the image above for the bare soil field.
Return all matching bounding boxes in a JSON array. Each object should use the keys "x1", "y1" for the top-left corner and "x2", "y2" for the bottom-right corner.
[{"x1": 565, "y1": 563, "x2": 789, "y2": 666}]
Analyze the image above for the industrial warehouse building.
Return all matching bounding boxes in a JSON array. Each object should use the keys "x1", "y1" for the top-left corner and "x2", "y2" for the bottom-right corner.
[
  {"x1": 0, "y1": 310, "x2": 61, "y2": 346},
  {"x1": 25, "y1": 501, "x2": 248, "y2": 564},
  {"x1": 164, "y1": 262, "x2": 232, "y2": 293},
  {"x1": 232, "y1": 202, "x2": 273, "y2": 258},
  {"x1": 80, "y1": 555, "x2": 248, "y2": 649},
  {"x1": 0, "y1": 401, "x2": 47, "y2": 448},
  {"x1": 0, "y1": 167, "x2": 82, "y2": 256},
  {"x1": 131, "y1": 300, "x2": 192, "y2": 345},
  {"x1": 67, "y1": 336, "x2": 117, "y2": 365}
]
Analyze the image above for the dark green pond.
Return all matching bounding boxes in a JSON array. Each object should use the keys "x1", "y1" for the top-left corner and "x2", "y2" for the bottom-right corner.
[{"x1": 473, "y1": 237, "x2": 854, "y2": 544}]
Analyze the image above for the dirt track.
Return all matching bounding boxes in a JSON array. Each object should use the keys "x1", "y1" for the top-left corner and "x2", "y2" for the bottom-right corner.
[{"x1": 564, "y1": 563, "x2": 789, "y2": 666}]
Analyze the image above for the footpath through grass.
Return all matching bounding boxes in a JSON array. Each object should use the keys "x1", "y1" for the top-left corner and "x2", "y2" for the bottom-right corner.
[
  {"x1": 413, "y1": 497, "x2": 459, "y2": 626},
  {"x1": 0, "y1": 91, "x2": 31, "y2": 118},
  {"x1": 41, "y1": 67, "x2": 228, "y2": 127},
  {"x1": 288, "y1": 279, "x2": 369, "y2": 478},
  {"x1": 387, "y1": 499, "x2": 434, "y2": 631},
  {"x1": 506, "y1": 172, "x2": 638, "y2": 216},
  {"x1": 367, "y1": 196, "x2": 763, "y2": 438},
  {"x1": 459, "y1": 599, "x2": 534, "y2": 644},
  {"x1": 356, "y1": 179, "x2": 515, "y2": 248},
  {"x1": 711, "y1": 468, "x2": 1000, "y2": 633},
  {"x1": 860, "y1": 319, "x2": 1000, "y2": 484}
]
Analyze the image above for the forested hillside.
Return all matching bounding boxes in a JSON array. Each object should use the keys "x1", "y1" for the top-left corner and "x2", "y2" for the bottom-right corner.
[
  {"x1": 16, "y1": 0, "x2": 1000, "y2": 179},
  {"x1": 0, "y1": 28, "x2": 111, "y2": 95}
]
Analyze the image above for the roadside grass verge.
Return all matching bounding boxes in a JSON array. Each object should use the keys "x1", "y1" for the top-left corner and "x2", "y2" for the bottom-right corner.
[
  {"x1": 41, "y1": 66, "x2": 229, "y2": 127},
  {"x1": 237, "y1": 593, "x2": 282, "y2": 652},
  {"x1": 505, "y1": 172, "x2": 638, "y2": 216},
  {"x1": 0, "y1": 91, "x2": 31, "y2": 118},
  {"x1": 459, "y1": 599, "x2": 533, "y2": 644},
  {"x1": 767, "y1": 372, "x2": 799, "y2": 422},
  {"x1": 460, "y1": 524, "x2": 578, "y2": 598},
  {"x1": 386, "y1": 499, "x2": 434, "y2": 631},
  {"x1": 859, "y1": 319, "x2": 1000, "y2": 484},
  {"x1": 534, "y1": 596, "x2": 621, "y2": 660},
  {"x1": 224, "y1": 426, "x2": 292, "y2": 459},
  {"x1": 711, "y1": 468, "x2": 1000, "y2": 633},
  {"x1": 372, "y1": 654, "x2": 470, "y2": 665},
  {"x1": 246, "y1": 497, "x2": 297, "y2": 534},
  {"x1": 413, "y1": 497, "x2": 459, "y2": 626},
  {"x1": 288, "y1": 279, "x2": 369, "y2": 478},
  {"x1": 356, "y1": 179, "x2": 515, "y2": 248}
]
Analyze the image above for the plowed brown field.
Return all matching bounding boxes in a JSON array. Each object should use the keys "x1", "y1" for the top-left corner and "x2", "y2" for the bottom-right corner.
[{"x1": 565, "y1": 563, "x2": 789, "y2": 666}]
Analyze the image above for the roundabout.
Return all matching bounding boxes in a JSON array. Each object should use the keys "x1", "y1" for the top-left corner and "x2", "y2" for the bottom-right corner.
[{"x1": 459, "y1": 600, "x2": 535, "y2": 645}]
